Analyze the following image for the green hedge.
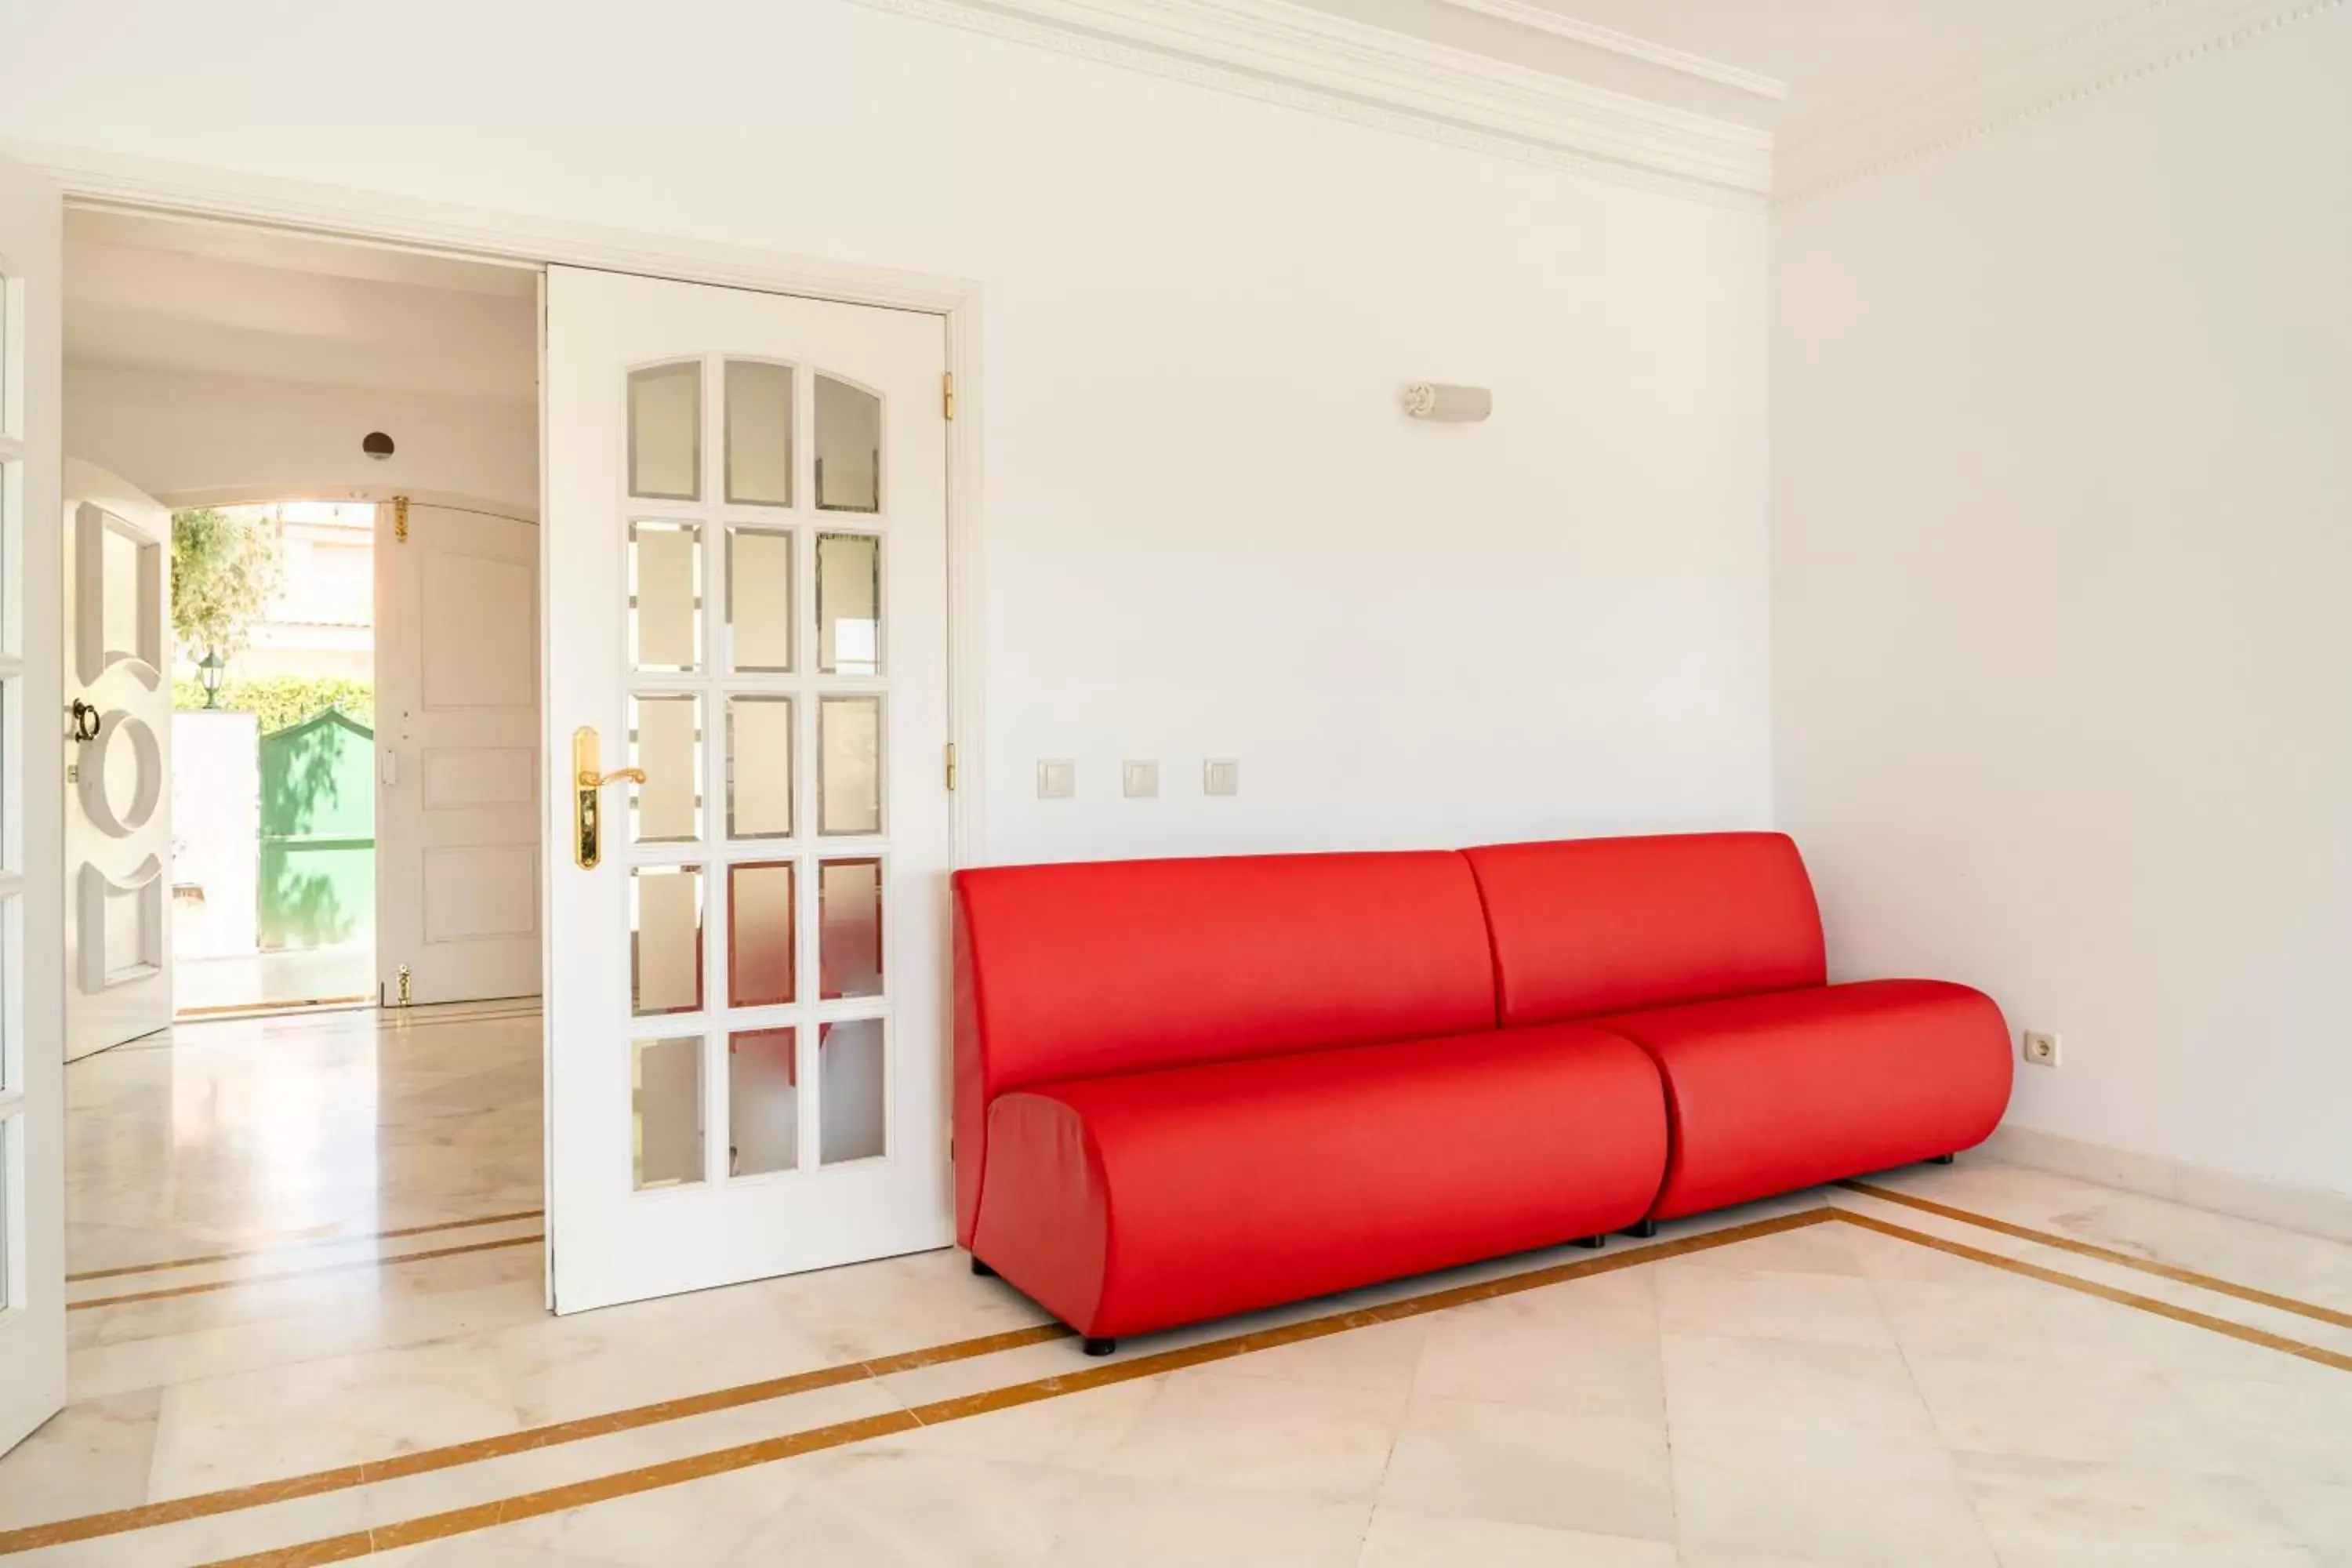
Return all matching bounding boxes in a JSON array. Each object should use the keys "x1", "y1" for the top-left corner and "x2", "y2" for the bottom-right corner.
[{"x1": 172, "y1": 676, "x2": 375, "y2": 735}]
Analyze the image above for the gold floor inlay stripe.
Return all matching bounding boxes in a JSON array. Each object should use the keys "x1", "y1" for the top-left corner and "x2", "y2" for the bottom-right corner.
[
  {"x1": 67, "y1": 1233, "x2": 544, "y2": 1312},
  {"x1": 0, "y1": 1323, "x2": 1073, "y2": 1555},
  {"x1": 67, "y1": 1209, "x2": 548, "y2": 1285},
  {"x1": 1836, "y1": 1209, "x2": 2352, "y2": 1374},
  {"x1": 193, "y1": 1211, "x2": 1840, "y2": 1567},
  {"x1": 45, "y1": 1199, "x2": 2352, "y2": 1566},
  {"x1": 1840, "y1": 1178, "x2": 2352, "y2": 1332}
]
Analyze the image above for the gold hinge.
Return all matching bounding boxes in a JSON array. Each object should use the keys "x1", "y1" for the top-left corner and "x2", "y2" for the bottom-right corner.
[
  {"x1": 393, "y1": 495, "x2": 411, "y2": 543},
  {"x1": 942, "y1": 372, "x2": 955, "y2": 422},
  {"x1": 944, "y1": 742, "x2": 959, "y2": 791}
]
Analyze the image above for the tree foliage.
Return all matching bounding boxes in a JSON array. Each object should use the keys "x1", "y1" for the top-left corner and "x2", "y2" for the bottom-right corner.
[
  {"x1": 171, "y1": 675, "x2": 374, "y2": 734},
  {"x1": 171, "y1": 506, "x2": 283, "y2": 661}
]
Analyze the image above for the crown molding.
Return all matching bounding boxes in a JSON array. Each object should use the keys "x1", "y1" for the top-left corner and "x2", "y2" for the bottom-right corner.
[
  {"x1": 1777, "y1": 0, "x2": 2343, "y2": 203},
  {"x1": 1421, "y1": 0, "x2": 1786, "y2": 101},
  {"x1": 845, "y1": 0, "x2": 1772, "y2": 205}
]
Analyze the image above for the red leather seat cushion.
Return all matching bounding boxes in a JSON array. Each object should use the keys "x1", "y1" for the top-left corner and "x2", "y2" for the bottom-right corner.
[
  {"x1": 972, "y1": 1022, "x2": 1666, "y2": 1338},
  {"x1": 1599, "y1": 980, "x2": 2013, "y2": 1219},
  {"x1": 953, "y1": 851, "x2": 1496, "y2": 1243},
  {"x1": 1466, "y1": 833, "x2": 1826, "y2": 1024}
]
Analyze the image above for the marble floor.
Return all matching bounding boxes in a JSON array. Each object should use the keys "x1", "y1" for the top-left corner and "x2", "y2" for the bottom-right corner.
[
  {"x1": 172, "y1": 945, "x2": 379, "y2": 1015},
  {"x1": 4, "y1": 1011, "x2": 2347, "y2": 1566}
]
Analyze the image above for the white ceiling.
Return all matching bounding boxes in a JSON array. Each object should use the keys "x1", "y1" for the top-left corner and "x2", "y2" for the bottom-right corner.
[{"x1": 66, "y1": 208, "x2": 537, "y2": 402}]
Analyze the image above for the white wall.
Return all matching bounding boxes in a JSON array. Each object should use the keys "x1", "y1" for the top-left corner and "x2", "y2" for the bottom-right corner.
[
  {"x1": 65, "y1": 364, "x2": 538, "y2": 514},
  {"x1": 2, "y1": 0, "x2": 1774, "y2": 867},
  {"x1": 1773, "y1": 13, "x2": 2352, "y2": 1196}
]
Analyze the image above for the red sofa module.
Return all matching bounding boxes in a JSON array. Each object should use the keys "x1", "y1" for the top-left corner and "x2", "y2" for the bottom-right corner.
[
  {"x1": 1465, "y1": 832, "x2": 2013, "y2": 1221},
  {"x1": 953, "y1": 851, "x2": 1668, "y2": 1348}
]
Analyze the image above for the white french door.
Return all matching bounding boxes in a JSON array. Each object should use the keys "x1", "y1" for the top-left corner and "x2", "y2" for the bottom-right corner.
[
  {"x1": 0, "y1": 154, "x2": 66, "y2": 1454},
  {"x1": 543, "y1": 267, "x2": 954, "y2": 1313},
  {"x1": 62, "y1": 459, "x2": 173, "y2": 1060}
]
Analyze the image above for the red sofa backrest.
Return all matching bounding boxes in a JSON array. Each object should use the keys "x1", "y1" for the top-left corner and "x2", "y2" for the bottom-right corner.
[
  {"x1": 952, "y1": 851, "x2": 1495, "y2": 1242},
  {"x1": 1465, "y1": 833, "x2": 1826, "y2": 1025}
]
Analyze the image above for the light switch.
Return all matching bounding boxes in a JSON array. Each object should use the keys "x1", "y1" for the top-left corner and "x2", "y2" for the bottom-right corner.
[
  {"x1": 1203, "y1": 758, "x2": 1240, "y2": 797},
  {"x1": 1036, "y1": 759, "x2": 1076, "y2": 799},
  {"x1": 1122, "y1": 760, "x2": 1160, "y2": 799}
]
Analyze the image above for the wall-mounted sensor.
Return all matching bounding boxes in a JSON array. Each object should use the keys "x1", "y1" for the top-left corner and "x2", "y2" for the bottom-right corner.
[
  {"x1": 1402, "y1": 383, "x2": 1491, "y2": 422},
  {"x1": 362, "y1": 431, "x2": 396, "y2": 459}
]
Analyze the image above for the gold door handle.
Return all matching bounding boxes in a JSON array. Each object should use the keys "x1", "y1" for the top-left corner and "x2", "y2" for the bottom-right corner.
[{"x1": 572, "y1": 728, "x2": 645, "y2": 869}]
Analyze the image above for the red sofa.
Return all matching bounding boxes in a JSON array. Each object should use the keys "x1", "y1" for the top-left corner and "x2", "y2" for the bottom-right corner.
[{"x1": 953, "y1": 832, "x2": 2009, "y2": 1352}]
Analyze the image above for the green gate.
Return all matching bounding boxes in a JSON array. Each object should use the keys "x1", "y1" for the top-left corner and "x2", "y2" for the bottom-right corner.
[{"x1": 256, "y1": 706, "x2": 376, "y2": 949}]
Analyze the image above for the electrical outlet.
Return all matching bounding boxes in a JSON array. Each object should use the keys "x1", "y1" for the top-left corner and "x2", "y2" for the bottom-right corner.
[{"x1": 2021, "y1": 1030, "x2": 2061, "y2": 1069}]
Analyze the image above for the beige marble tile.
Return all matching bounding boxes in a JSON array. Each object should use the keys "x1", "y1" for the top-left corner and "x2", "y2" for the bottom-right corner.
[
  {"x1": 1076, "y1": 1367, "x2": 1408, "y2": 1498},
  {"x1": 1356, "y1": 1504, "x2": 1676, "y2": 1566},
  {"x1": 146, "y1": 1335, "x2": 524, "y2": 1498},
  {"x1": 1208, "y1": 1315, "x2": 1432, "y2": 1392},
  {"x1": 1904, "y1": 1350, "x2": 2241, "y2": 1475},
  {"x1": 1662, "y1": 1333, "x2": 1940, "y2": 1445},
  {"x1": 1655, "y1": 1264, "x2": 1895, "y2": 1348},
  {"x1": 884, "y1": 1377, "x2": 1164, "y2": 1465},
  {"x1": 1957, "y1": 1450, "x2": 2316, "y2": 1567},
  {"x1": 2252, "y1": 1475, "x2": 2352, "y2": 1564},
  {"x1": 0, "y1": 1387, "x2": 161, "y2": 1530},
  {"x1": 754, "y1": 1247, "x2": 1053, "y2": 1363},
  {"x1": 1473, "y1": 1262, "x2": 1660, "y2": 1337},
  {"x1": 1413, "y1": 1305, "x2": 1664, "y2": 1421},
  {"x1": 1042, "y1": 1472, "x2": 1370, "y2": 1568},
  {"x1": 486, "y1": 1282, "x2": 838, "y2": 1425},
  {"x1": 1671, "y1": 1424, "x2": 1998, "y2": 1567},
  {"x1": 2168, "y1": 1371, "x2": 2352, "y2": 1486},
  {"x1": 1376, "y1": 1395, "x2": 1674, "y2": 1541}
]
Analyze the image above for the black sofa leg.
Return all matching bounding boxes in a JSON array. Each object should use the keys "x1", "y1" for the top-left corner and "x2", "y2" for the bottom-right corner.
[
  {"x1": 1572, "y1": 1234, "x2": 1606, "y2": 1249},
  {"x1": 1082, "y1": 1336, "x2": 1117, "y2": 1357},
  {"x1": 1929, "y1": 1152, "x2": 1957, "y2": 1165},
  {"x1": 971, "y1": 1257, "x2": 997, "y2": 1276},
  {"x1": 1624, "y1": 1218, "x2": 1660, "y2": 1239}
]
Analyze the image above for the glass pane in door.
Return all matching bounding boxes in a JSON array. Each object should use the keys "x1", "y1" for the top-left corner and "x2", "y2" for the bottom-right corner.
[
  {"x1": 630, "y1": 523, "x2": 702, "y2": 673},
  {"x1": 631, "y1": 866, "x2": 704, "y2": 1017},
  {"x1": 633, "y1": 1036, "x2": 706, "y2": 1189},
  {"x1": 814, "y1": 376, "x2": 880, "y2": 513},
  {"x1": 818, "y1": 858, "x2": 883, "y2": 1000},
  {"x1": 818, "y1": 696, "x2": 882, "y2": 836},
  {"x1": 726, "y1": 528, "x2": 793, "y2": 673},
  {"x1": 818, "y1": 1020, "x2": 886, "y2": 1164},
  {"x1": 728, "y1": 1028, "x2": 798, "y2": 1178},
  {"x1": 630, "y1": 362, "x2": 702, "y2": 501},
  {"x1": 728, "y1": 862, "x2": 795, "y2": 1009},
  {"x1": 724, "y1": 361, "x2": 793, "y2": 506},
  {"x1": 815, "y1": 534, "x2": 881, "y2": 675}
]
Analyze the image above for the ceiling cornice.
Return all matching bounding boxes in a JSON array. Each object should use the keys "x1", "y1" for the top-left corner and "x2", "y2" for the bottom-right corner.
[
  {"x1": 846, "y1": 0, "x2": 1773, "y2": 205},
  {"x1": 1421, "y1": 0, "x2": 1787, "y2": 101},
  {"x1": 1777, "y1": 0, "x2": 2343, "y2": 203}
]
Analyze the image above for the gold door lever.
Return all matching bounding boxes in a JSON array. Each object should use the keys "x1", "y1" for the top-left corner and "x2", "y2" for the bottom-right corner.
[{"x1": 573, "y1": 728, "x2": 645, "y2": 869}]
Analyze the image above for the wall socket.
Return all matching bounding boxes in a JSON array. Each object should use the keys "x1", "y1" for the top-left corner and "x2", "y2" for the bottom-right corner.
[{"x1": 2021, "y1": 1030, "x2": 2062, "y2": 1069}]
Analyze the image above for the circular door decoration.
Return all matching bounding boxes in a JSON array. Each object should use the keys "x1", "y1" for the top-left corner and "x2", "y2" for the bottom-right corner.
[{"x1": 78, "y1": 709, "x2": 164, "y2": 838}]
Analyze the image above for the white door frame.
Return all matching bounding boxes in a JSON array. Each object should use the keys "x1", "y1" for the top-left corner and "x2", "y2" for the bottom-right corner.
[
  {"x1": 14, "y1": 141, "x2": 989, "y2": 1311},
  {"x1": 9, "y1": 140, "x2": 989, "y2": 873}
]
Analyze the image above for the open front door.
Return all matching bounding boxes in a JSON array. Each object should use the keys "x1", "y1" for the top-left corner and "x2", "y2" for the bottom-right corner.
[
  {"x1": 543, "y1": 267, "x2": 953, "y2": 1312},
  {"x1": 376, "y1": 501, "x2": 543, "y2": 1007},
  {"x1": 0, "y1": 154, "x2": 68, "y2": 1454}
]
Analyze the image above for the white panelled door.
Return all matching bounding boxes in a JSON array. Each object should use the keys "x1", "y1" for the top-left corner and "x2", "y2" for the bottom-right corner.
[
  {"x1": 62, "y1": 459, "x2": 173, "y2": 1061},
  {"x1": 543, "y1": 267, "x2": 953, "y2": 1313},
  {"x1": 376, "y1": 503, "x2": 543, "y2": 1006},
  {"x1": 0, "y1": 152, "x2": 67, "y2": 1456}
]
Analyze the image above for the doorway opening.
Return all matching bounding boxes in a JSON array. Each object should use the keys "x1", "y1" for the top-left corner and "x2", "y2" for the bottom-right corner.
[{"x1": 171, "y1": 499, "x2": 381, "y2": 1015}]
